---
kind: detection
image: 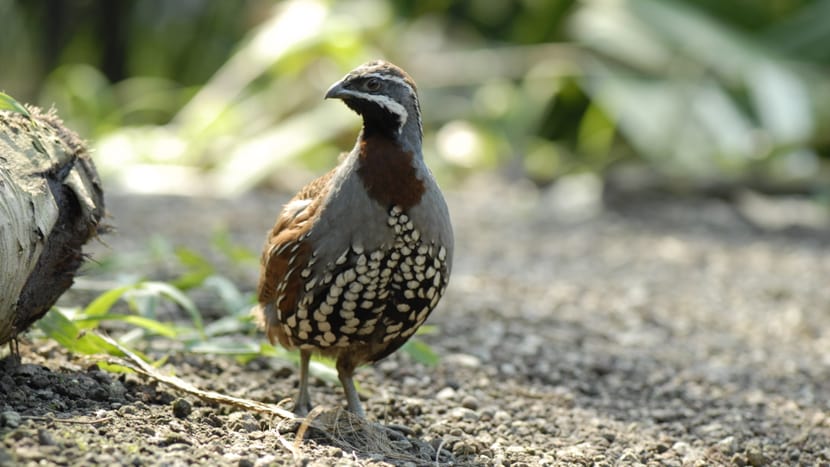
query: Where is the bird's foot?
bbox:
[293,400,313,417]
[379,423,414,441]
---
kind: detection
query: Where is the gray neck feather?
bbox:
[396,110,423,156]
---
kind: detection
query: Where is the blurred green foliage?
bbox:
[2,0,829,192]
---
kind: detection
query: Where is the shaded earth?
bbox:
[2,176,830,466]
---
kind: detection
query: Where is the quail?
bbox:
[254,60,453,418]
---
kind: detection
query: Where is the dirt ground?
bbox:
[2,176,830,466]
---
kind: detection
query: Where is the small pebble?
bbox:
[443,353,481,368]
[453,441,477,456]
[37,429,56,446]
[746,448,770,467]
[435,387,456,400]
[29,374,51,389]
[430,437,447,452]
[716,436,737,454]
[506,445,525,454]
[461,395,479,410]
[448,407,478,422]
[731,454,746,466]
[499,363,517,375]
[672,441,691,456]
[493,410,510,424]
[171,398,192,419]
[0,447,14,466]
[228,412,259,433]
[1,411,21,428]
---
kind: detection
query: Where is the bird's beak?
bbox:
[324,80,348,100]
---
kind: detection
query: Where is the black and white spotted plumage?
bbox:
[254,60,453,418]
[281,206,449,355]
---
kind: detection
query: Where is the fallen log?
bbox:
[0,102,106,347]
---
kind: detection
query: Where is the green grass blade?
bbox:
[74,314,179,338]
[211,230,258,264]
[0,92,31,117]
[172,248,215,290]
[83,285,133,318]
[140,281,204,333]
[203,314,254,337]
[402,339,440,366]
[415,324,438,335]
[202,275,251,315]
[36,309,124,356]
[96,361,136,374]
[257,342,291,358]
[309,359,339,385]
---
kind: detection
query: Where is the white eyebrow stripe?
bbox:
[362,73,416,94]
[340,89,409,132]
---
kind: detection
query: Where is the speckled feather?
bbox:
[255,147,451,363]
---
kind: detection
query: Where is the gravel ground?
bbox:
[2,176,830,466]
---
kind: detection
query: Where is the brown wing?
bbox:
[254,170,335,347]
[293,169,335,202]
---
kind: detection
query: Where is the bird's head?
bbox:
[325,60,422,147]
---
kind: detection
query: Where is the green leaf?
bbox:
[96,361,136,374]
[202,275,251,315]
[148,235,175,260]
[36,309,124,356]
[309,359,340,385]
[171,270,213,291]
[74,314,179,338]
[212,229,258,264]
[175,247,212,269]
[203,314,254,337]
[83,285,133,318]
[139,281,204,333]
[128,292,160,320]
[0,92,48,153]
[257,342,292,358]
[172,248,214,290]
[0,92,31,117]
[415,324,439,335]
[402,339,440,367]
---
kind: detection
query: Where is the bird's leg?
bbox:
[336,356,365,418]
[294,349,313,416]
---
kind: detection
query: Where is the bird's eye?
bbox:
[365,78,381,91]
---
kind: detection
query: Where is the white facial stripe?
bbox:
[363,73,415,95]
[362,72,422,137]
[341,89,409,131]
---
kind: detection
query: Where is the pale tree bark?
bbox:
[0,107,105,347]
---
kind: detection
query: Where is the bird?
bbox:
[254,60,453,418]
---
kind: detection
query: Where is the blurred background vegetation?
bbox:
[2,0,829,200]
[3,0,830,377]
